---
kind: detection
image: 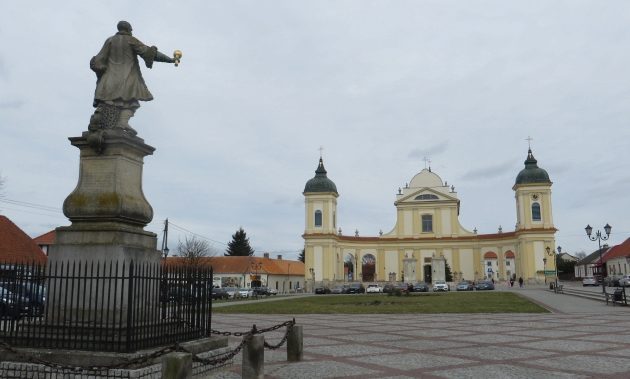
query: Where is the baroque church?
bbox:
[303,148,557,287]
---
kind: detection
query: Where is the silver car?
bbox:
[582,276,597,286]
[619,275,630,287]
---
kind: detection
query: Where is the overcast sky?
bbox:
[2,1,630,260]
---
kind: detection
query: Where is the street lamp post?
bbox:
[545,246,558,289]
[585,223,612,293]
[251,261,262,288]
[309,267,315,293]
[543,257,547,284]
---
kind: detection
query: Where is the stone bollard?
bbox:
[161,352,192,379]
[242,334,265,379]
[287,324,303,362]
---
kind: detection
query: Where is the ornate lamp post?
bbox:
[585,223,611,292]
[543,256,547,284]
[309,267,315,293]
[545,246,560,289]
[251,261,263,287]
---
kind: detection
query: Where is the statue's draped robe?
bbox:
[90,31,158,109]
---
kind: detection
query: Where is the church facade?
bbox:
[303,149,557,288]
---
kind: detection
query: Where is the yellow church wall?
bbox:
[313,245,323,281]
[403,211,412,236]
[441,208,452,236]
[458,249,475,280]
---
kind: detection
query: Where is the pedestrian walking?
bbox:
[518,277,524,288]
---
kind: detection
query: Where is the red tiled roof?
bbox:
[33,230,56,245]
[0,216,47,264]
[164,255,304,276]
[603,238,630,262]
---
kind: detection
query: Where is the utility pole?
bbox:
[161,218,169,258]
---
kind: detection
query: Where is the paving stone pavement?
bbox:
[207,286,630,378]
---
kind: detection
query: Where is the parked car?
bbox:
[0,285,30,319]
[315,286,331,294]
[0,281,46,316]
[268,288,278,295]
[238,288,253,298]
[366,284,382,293]
[604,275,622,287]
[252,287,271,296]
[619,275,630,287]
[432,280,449,292]
[456,281,474,291]
[475,281,495,290]
[347,283,366,294]
[394,283,409,293]
[582,276,598,286]
[223,286,240,299]
[411,282,429,292]
[211,287,229,300]
[330,285,347,294]
[382,284,395,293]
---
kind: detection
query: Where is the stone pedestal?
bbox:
[431,256,446,284]
[48,129,161,324]
[403,258,417,283]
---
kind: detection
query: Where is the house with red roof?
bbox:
[165,253,305,294]
[0,216,47,264]
[603,238,630,276]
[33,230,56,256]
[575,246,610,279]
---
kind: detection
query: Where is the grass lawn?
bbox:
[213,292,548,314]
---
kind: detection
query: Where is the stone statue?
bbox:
[89,21,179,136]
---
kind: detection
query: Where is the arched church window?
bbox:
[314,210,322,227]
[421,214,433,232]
[415,194,439,200]
[531,202,541,221]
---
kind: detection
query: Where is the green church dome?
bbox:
[304,158,338,194]
[515,149,551,185]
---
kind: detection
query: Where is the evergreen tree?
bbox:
[298,249,305,263]
[225,227,255,256]
[445,260,453,282]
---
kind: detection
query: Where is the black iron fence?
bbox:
[0,260,212,353]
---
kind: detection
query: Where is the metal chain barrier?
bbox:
[0,318,296,373]
[0,338,175,373]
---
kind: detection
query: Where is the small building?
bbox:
[0,216,47,264]
[574,247,609,279]
[165,254,305,294]
[602,238,630,277]
[33,230,56,256]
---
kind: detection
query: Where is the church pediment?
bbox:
[395,187,458,205]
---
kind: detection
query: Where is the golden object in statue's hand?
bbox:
[173,50,183,67]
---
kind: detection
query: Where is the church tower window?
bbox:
[421,214,433,232]
[314,210,323,227]
[531,202,541,221]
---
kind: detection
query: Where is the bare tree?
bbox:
[574,251,587,260]
[177,236,213,266]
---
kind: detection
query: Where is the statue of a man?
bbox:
[90,21,175,135]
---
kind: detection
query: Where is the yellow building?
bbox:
[303,149,557,288]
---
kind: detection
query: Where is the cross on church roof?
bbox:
[526,136,533,149]
[319,146,324,158]
[423,157,431,169]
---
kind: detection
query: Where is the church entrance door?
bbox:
[423,264,432,283]
[362,254,376,282]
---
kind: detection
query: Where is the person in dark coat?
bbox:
[518,277,524,288]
